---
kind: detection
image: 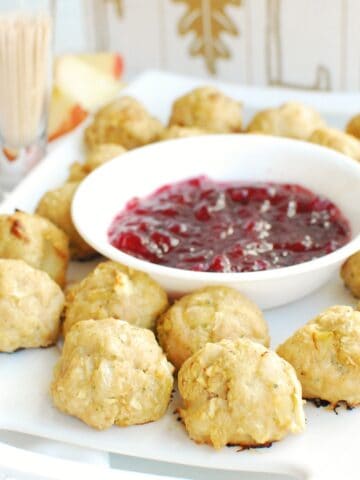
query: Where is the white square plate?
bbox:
[0,70,359,480]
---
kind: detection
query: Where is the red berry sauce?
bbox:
[108,176,351,273]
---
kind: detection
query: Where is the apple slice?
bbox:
[76,52,124,79]
[48,87,88,141]
[2,147,17,161]
[54,56,121,111]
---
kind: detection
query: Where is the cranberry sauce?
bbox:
[108,176,351,273]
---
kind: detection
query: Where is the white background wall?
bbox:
[5,0,357,92]
[50,0,360,92]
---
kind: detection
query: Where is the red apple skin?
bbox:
[49,105,88,142]
[74,53,124,79]
[113,54,124,79]
[2,147,17,161]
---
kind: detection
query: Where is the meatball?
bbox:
[160,126,206,141]
[51,318,174,429]
[0,211,69,287]
[341,251,360,298]
[63,261,168,335]
[277,306,360,407]
[68,143,127,182]
[308,127,360,161]
[169,87,242,133]
[178,338,305,449]
[84,96,164,150]
[346,114,360,140]
[0,259,64,352]
[36,182,96,261]
[157,286,269,370]
[247,102,325,140]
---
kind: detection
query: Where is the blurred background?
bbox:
[56,0,360,91]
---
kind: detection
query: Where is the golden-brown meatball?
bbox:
[36,182,96,261]
[68,143,127,182]
[308,127,360,161]
[341,251,360,298]
[160,126,206,141]
[157,286,269,370]
[169,86,242,133]
[346,114,360,140]
[0,259,64,352]
[84,96,164,150]
[51,318,174,429]
[247,102,325,140]
[178,338,305,449]
[63,261,168,335]
[0,211,69,287]
[277,306,360,407]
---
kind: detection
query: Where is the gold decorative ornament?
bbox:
[174,0,242,74]
[105,0,123,16]
[266,0,331,90]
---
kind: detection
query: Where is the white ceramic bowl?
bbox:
[72,134,360,309]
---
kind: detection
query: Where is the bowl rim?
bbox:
[73,134,360,282]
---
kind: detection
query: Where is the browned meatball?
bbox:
[346,114,360,140]
[84,97,164,150]
[157,286,269,369]
[51,318,174,429]
[68,143,127,182]
[247,102,325,140]
[63,261,169,335]
[0,259,64,352]
[0,211,69,287]
[341,251,360,298]
[178,338,305,449]
[309,127,360,161]
[277,306,360,407]
[169,87,242,133]
[36,182,96,260]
